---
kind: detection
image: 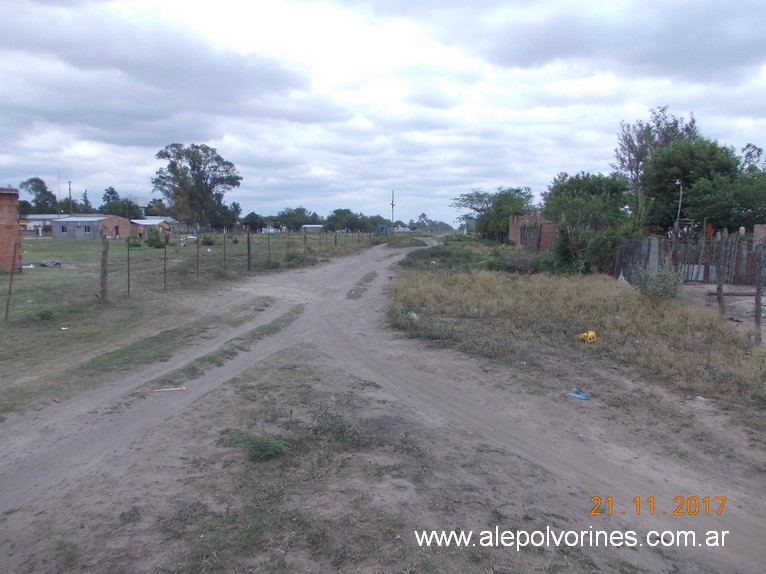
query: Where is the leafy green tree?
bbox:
[146,198,169,216]
[210,201,242,230]
[325,208,362,231]
[81,191,94,214]
[20,177,57,213]
[18,200,32,217]
[102,198,142,219]
[242,211,266,231]
[101,186,120,211]
[274,206,322,230]
[451,186,532,239]
[57,197,81,215]
[613,106,700,227]
[640,139,740,230]
[152,143,242,228]
[542,172,630,273]
[542,172,627,228]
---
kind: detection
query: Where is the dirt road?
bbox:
[1,243,764,573]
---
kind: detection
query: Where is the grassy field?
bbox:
[387,236,766,408]
[0,232,425,414]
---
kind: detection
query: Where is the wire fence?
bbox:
[3,230,379,322]
[615,234,766,286]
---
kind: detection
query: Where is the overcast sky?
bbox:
[1,0,764,225]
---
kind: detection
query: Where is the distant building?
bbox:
[25,213,66,236]
[52,215,131,239]
[131,216,178,237]
[301,224,324,233]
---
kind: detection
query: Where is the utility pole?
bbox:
[391,190,395,234]
[68,180,72,215]
[672,179,683,268]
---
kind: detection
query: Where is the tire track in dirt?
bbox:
[2,242,764,573]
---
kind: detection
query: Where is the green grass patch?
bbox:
[221,429,290,461]
[0,298,276,414]
[140,304,305,393]
[346,271,378,299]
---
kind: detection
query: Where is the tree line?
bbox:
[452,106,766,272]
[17,142,452,233]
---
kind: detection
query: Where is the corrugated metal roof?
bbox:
[56,216,109,222]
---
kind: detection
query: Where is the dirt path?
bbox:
[1,243,764,573]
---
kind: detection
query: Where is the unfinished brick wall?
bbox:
[508,215,557,250]
[0,188,22,272]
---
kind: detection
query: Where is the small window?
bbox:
[84,225,90,233]
[61,225,67,233]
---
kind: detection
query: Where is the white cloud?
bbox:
[1,0,765,225]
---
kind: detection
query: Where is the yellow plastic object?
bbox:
[578,330,597,343]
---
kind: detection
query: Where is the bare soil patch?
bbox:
[1,245,764,573]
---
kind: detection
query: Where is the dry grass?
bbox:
[388,243,766,405]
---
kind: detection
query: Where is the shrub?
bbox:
[145,227,165,249]
[201,234,215,246]
[632,262,683,299]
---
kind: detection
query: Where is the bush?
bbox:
[145,227,165,249]
[127,235,142,248]
[201,234,215,246]
[632,262,683,299]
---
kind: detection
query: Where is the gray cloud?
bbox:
[1,0,764,225]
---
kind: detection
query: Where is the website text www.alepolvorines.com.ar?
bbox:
[414,525,729,551]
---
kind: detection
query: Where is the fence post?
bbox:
[755,244,763,344]
[716,236,725,315]
[247,229,252,272]
[4,241,18,322]
[100,228,109,304]
[703,222,712,282]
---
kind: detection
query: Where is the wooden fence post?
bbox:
[100,228,109,304]
[755,244,763,344]
[716,237,725,315]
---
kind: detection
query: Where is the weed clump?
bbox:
[632,263,683,299]
[222,428,290,461]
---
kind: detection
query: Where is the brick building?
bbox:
[0,187,22,272]
[51,215,131,239]
[508,215,557,250]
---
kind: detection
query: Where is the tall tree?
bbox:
[20,177,57,213]
[542,172,628,228]
[542,172,631,273]
[640,138,740,230]
[612,106,699,227]
[18,200,33,217]
[102,198,142,219]
[242,211,266,232]
[451,186,532,239]
[275,206,321,230]
[152,143,242,228]
[81,190,94,214]
[146,198,169,216]
[100,186,120,211]
[57,197,81,215]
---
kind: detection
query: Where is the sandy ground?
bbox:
[1,243,765,573]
